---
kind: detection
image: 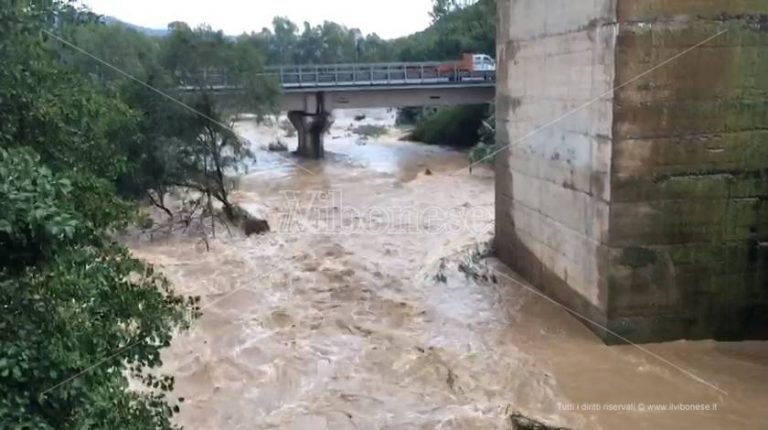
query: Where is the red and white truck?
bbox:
[436,53,496,80]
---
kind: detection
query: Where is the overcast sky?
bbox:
[79,0,434,39]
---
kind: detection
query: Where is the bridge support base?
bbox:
[288,111,330,159]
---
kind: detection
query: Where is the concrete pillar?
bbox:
[495,0,768,343]
[287,92,331,159]
[288,111,331,159]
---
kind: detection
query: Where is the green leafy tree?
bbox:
[409,104,490,147]
[257,16,395,65]
[395,0,495,61]
[160,24,278,221]
[430,0,478,22]
[0,2,197,428]
[267,17,300,64]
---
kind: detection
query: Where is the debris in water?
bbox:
[243,218,269,236]
[510,413,569,430]
[233,204,270,236]
[267,140,288,152]
[446,368,456,391]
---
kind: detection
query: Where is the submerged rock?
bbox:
[243,217,270,236]
[233,204,270,236]
[267,140,288,152]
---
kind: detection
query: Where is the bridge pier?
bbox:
[496,0,768,343]
[288,110,330,159]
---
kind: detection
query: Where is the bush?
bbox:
[0,148,198,429]
[0,3,197,428]
[409,104,490,147]
[396,107,427,126]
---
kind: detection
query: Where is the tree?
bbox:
[429,0,478,22]
[0,2,197,428]
[395,0,495,61]
[160,24,278,221]
[267,16,299,64]
[257,16,395,65]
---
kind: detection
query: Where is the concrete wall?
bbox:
[495,0,619,331]
[496,0,768,342]
[608,1,768,341]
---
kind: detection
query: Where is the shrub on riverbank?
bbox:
[408,104,490,147]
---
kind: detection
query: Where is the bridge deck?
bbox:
[196,62,496,91]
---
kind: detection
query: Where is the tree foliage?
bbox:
[0,2,198,428]
[429,0,479,23]
[159,24,278,220]
[256,17,396,65]
[409,104,491,147]
[53,17,280,222]
[395,0,495,61]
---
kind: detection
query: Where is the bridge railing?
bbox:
[268,62,495,89]
[185,62,495,90]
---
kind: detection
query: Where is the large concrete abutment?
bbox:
[495,0,768,343]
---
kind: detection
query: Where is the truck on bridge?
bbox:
[436,53,496,81]
[188,55,496,91]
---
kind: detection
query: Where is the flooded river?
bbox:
[130,109,768,429]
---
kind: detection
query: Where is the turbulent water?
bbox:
[129,109,768,430]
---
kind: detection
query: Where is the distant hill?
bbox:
[101,16,168,37]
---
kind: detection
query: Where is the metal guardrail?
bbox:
[187,62,495,90]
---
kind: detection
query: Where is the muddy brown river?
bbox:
[130,109,768,429]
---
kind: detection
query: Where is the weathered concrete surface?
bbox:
[609,1,768,341]
[495,0,768,342]
[495,0,618,336]
[288,110,331,159]
[281,85,495,111]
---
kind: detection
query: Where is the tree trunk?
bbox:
[147,190,174,219]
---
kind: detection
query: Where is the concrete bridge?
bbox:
[200,62,495,158]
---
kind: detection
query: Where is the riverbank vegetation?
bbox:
[393,0,496,62]
[0,2,203,428]
[60,19,279,221]
[409,105,491,148]
[0,1,280,427]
